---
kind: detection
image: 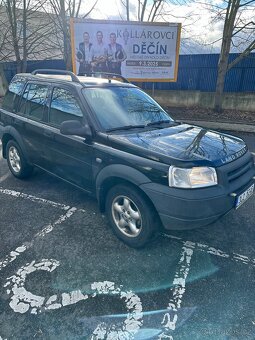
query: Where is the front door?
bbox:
[42,86,93,192]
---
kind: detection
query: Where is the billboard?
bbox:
[70,19,181,82]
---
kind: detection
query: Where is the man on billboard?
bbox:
[107,32,127,75]
[76,32,93,75]
[91,31,108,72]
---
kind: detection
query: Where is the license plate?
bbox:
[235,183,254,209]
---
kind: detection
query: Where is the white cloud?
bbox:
[84,0,255,54]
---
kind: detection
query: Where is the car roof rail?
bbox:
[90,72,130,84]
[31,69,82,84]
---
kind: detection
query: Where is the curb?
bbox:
[179,120,255,133]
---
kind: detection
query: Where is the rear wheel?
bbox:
[106,184,157,248]
[6,140,33,179]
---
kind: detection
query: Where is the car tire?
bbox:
[6,140,33,179]
[106,184,157,248]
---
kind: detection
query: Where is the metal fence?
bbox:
[142,53,255,92]
[2,59,66,84]
[2,53,255,92]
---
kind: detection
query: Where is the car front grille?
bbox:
[227,158,254,183]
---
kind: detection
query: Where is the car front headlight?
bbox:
[169,166,218,188]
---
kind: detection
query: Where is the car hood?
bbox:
[108,124,247,166]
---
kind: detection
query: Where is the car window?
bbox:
[49,87,83,126]
[83,86,172,130]
[2,76,26,112]
[19,83,48,121]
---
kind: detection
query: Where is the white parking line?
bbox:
[0,173,9,183]
[0,188,254,340]
[0,187,70,210]
[162,234,255,267]
[0,207,77,271]
[1,187,254,269]
[159,241,195,339]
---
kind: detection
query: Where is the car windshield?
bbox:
[82,86,173,130]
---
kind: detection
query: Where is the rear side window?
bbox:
[2,76,26,112]
[19,83,48,121]
[49,88,83,126]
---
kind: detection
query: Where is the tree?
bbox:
[121,0,165,21]
[0,0,61,72]
[214,0,255,112]
[42,0,98,70]
[121,0,255,112]
[0,4,13,61]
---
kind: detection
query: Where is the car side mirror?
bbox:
[60,120,92,140]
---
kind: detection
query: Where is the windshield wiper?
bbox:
[106,120,175,132]
[145,120,173,127]
[106,124,145,132]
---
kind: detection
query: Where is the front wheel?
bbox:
[106,184,158,248]
[6,140,33,179]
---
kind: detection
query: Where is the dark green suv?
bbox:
[0,70,254,247]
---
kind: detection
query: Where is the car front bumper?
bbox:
[140,155,255,230]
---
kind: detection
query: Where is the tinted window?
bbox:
[83,87,172,130]
[2,76,26,112]
[19,83,48,121]
[49,88,83,126]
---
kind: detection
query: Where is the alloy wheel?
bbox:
[111,195,142,237]
[9,146,21,173]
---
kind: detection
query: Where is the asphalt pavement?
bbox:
[0,131,254,340]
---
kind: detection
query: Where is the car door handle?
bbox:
[14,119,24,127]
[43,130,54,137]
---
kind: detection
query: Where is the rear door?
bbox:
[15,81,50,166]
[42,85,94,192]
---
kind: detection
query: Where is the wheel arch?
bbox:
[2,133,14,158]
[2,128,30,162]
[96,164,157,216]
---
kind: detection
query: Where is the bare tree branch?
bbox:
[82,0,99,18]
[228,39,255,69]
[213,0,255,111]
